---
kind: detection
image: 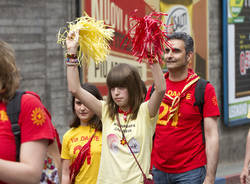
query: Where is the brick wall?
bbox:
[0,0,76,137]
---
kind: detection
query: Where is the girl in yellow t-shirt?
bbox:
[65,30,166,184]
[61,83,102,184]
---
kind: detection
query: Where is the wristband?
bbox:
[66,53,77,59]
[66,58,79,66]
[147,52,158,65]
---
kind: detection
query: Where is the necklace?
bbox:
[118,108,131,145]
[118,108,131,122]
[120,121,129,145]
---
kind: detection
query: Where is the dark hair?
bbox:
[167,32,194,55]
[0,40,20,102]
[70,83,103,131]
[106,63,143,121]
[141,80,147,100]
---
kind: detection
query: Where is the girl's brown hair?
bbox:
[106,63,143,121]
[0,40,20,102]
[70,83,103,131]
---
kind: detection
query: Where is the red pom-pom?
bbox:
[122,10,172,64]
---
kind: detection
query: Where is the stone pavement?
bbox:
[215,160,243,184]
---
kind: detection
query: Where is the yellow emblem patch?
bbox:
[186,93,191,100]
[212,96,218,106]
[31,107,46,126]
[0,110,9,121]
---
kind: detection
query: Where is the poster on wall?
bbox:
[222,0,250,126]
[83,0,148,55]
[160,0,208,79]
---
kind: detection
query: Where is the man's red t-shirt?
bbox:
[0,92,55,183]
[146,72,220,173]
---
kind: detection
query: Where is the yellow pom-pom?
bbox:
[57,13,114,65]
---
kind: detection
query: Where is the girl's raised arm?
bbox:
[147,62,166,118]
[66,30,102,118]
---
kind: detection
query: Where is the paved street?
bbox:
[215,160,243,184]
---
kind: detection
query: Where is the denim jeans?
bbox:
[152,166,206,184]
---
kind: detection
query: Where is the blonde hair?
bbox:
[0,40,20,102]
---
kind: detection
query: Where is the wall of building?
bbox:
[208,0,249,165]
[0,0,75,137]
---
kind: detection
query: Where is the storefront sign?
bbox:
[222,0,250,126]
[87,54,147,96]
[164,5,191,34]
[81,0,150,95]
[88,54,146,83]
[160,0,208,79]
[83,0,148,55]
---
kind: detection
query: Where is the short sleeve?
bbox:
[101,100,108,124]
[140,101,158,129]
[203,83,220,118]
[61,129,72,160]
[145,86,153,101]
[19,93,55,144]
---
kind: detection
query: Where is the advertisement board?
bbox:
[160,0,208,79]
[83,0,149,55]
[222,0,250,126]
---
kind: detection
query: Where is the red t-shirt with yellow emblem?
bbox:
[146,72,220,173]
[0,91,55,183]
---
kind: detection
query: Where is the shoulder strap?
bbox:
[116,115,147,180]
[69,130,96,183]
[6,91,26,161]
[193,78,209,143]
[149,83,155,97]
[194,78,209,114]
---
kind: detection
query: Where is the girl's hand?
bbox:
[66,30,79,54]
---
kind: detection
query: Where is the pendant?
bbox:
[123,114,127,121]
[120,137,127,145]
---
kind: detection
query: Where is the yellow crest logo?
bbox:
[0,110,9,121]
[186,93,191,100]
[31,107,46,126]
[212,96,218,106]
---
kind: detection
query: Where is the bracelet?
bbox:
[147,52,158,65]
[66,58,79,66]
[66,53,77,59]
[146,52,155,58]
[149,58,158,65]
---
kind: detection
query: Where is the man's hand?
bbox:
[203,176,215,184]
[240,166,250,184]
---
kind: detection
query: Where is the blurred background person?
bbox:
[240,129,250,184]
[0,40,55,184]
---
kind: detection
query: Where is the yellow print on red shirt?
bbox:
[157,103,179,127]
[166,90,181,97]
[212,96,218,106]
[186,93,191,100]
[0,110,8,121]
[31,107,46,126]
[157,92,192,127]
